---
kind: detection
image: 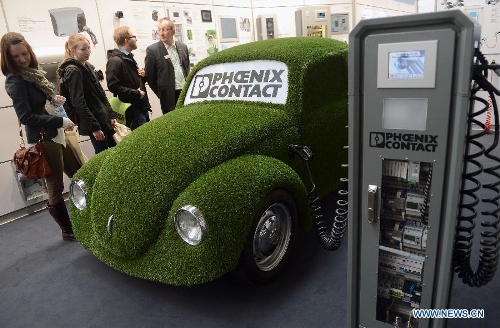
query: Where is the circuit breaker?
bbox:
[347,10,479,328]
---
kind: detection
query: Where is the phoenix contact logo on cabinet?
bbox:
[369,132,438,152]
[184,60,288,105]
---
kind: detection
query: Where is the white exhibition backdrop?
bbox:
[438,0,500,126]
[2,0,498,219]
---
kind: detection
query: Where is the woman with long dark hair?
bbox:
[1,32,81,241]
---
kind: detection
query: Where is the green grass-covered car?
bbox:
[69,37,348,286]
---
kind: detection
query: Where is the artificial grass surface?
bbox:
[70,37,348,285]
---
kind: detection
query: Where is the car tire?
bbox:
[237,188,298,284]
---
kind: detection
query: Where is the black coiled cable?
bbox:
[288,145,348,251]
[454,50,500,287]
[419,164,432,226]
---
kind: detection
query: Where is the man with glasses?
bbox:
[106,26,151,130]
[145,17,190,114]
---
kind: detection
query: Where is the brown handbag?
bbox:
[13,122,52,180]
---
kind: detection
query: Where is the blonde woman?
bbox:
[57,33,116,154]
[1,32,80,241]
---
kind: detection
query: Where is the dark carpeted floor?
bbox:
[1,134,500,328]
[0,201,349,328]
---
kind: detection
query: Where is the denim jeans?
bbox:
[89,129,116,154]
[131,109,150,130]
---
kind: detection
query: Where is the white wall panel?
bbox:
[0,77,8,108]
[165,4,218,66]
[371,0,387,8]
[2,0,108,73]
[252,0,305,8]
[357,0,373,6]
[95,0,168,69]
[0,107,21,163]
[0,3,9,108]
[253,7,298,38]
[306,0,349,5]
[329,4,352,41]
[418,0,435,12]
[212,6,254,49]
[0,136,94,215]
[170,0,212,5]
[0,0,424,219]
[438,2,500,56]
[0,122,94,218]
[95,0,133,62]
[213,0,252,7]
[0,4,8,40]
[0,161,48,217]
[386,0,398,10]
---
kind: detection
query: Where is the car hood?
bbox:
[89,102,295,259]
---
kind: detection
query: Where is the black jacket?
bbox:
[6,73,64,144]
[106,49,151,112]
[144,41,190,114]
[57,59,115,137]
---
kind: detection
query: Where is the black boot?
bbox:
[47,201,76,241]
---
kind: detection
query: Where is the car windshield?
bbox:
[184,60,289,106]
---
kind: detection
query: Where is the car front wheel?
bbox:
[238,188,298,284]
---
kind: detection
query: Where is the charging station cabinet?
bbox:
[256,14,278,40]
[295,6,330,38]
[49,7,85,37]
[49,7,98,45]
[347,10,479,328]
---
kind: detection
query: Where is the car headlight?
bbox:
[69,180,87,210]
[174,205,206,245]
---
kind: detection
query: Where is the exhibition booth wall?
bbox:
[0,0,418,220]
[1,0,498,221]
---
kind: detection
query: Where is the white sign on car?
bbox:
[184,60,289,105]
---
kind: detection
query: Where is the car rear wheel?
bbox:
[237,189,298,284]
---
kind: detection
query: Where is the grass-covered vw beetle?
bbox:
[69,37,348,286]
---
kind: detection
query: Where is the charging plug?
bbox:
[288,145,313,161]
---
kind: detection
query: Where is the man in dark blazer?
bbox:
[145,17,190,114]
